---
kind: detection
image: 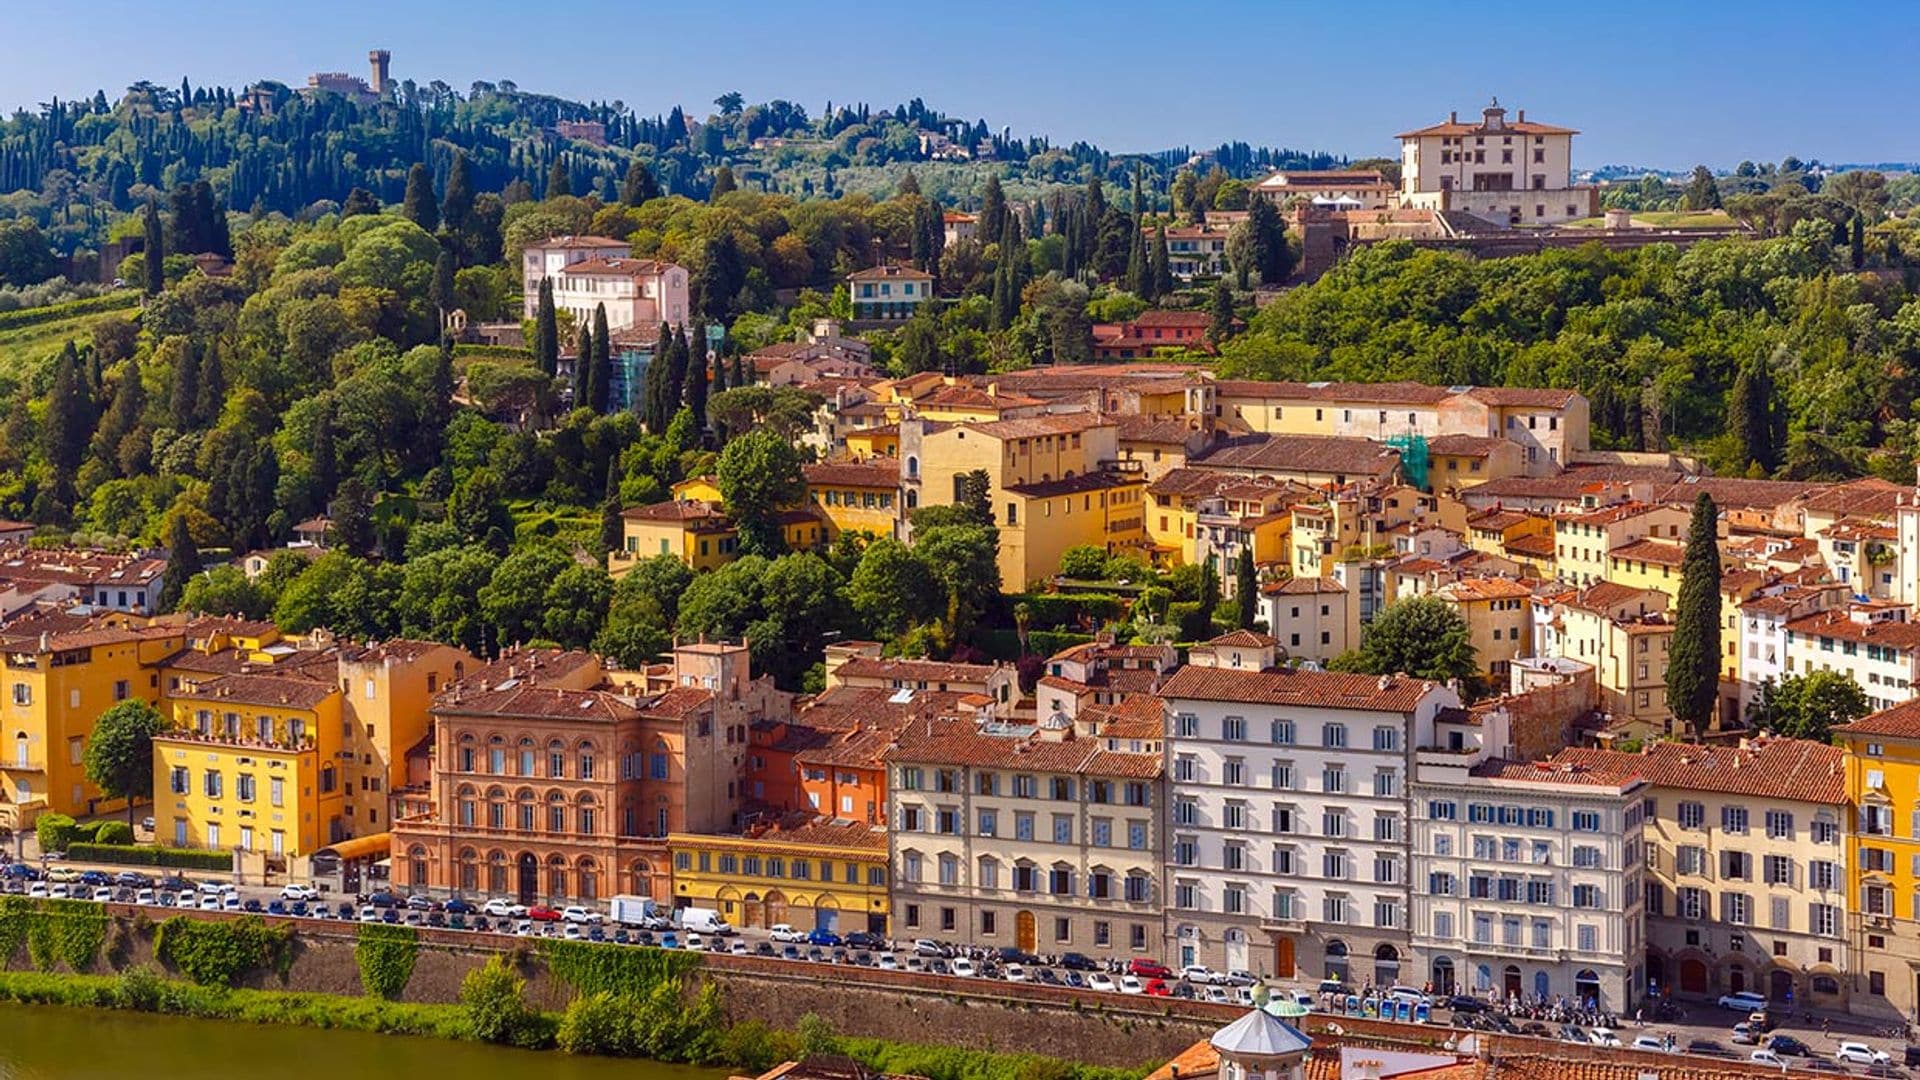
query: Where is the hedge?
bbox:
[0,291,139,332]
[153,916,292,987]
[356,924,419,1000]
[1016,593,1128,629]
[66,842,233,870]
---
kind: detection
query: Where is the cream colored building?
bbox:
[885,714,1162,958]
[1560,739,1850,1011]
[1552,503,1690,588]
[1434,577,1534,680]
[1396,101,1598,226]
[1261,577,1353,665]
[1783,604,1920,714]
[1541,583,1674,738]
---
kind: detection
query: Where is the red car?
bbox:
[1143,979,1172,997]
[1129,958,1174,980]
[527,905,562,922]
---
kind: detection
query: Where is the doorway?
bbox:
[1225,929,1249,974]
[1575,969,1601,1008]
[1016,910,1037,953]
[1375,944,1401,987]
[1431,957,1455,995]
[1679,958,1709,994]
[1503,964,1523,999]
[516,854,538,904]
[1769,970,1794,1003]
[1275,937,1296,980]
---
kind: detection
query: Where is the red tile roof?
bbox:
[1842,699,1920,740]
[834,656,1002,686]
[804,460,901,488]
[1159,665,1441,714]
[534,234,628,249]
[848,264,932,281]
[554,256,673,278]
[1554,738,1844,804]
[1193,434,1401,477]
[1785,609,1920,651]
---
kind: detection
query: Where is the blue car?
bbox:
[1,864,39,881]
[443,898,476,915]
[806,928,842,947]
[79,870,111,887]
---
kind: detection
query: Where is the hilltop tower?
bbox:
[368,50,392,96]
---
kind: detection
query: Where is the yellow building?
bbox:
[0,615,186,830]
[336,641,474,836]
[1426,434,1526,490]
[1552,502,1690,587]
[671,476,724,504]
[1546,582,1674,738]
[609,498,828,575]
[1839,702,1920,1019]
[1434,576,1534,678]
[154,671,346,856]
[803,459,902,540]
[1604,537,1687,603]
[669,816,890,934]
[1465,508,1552,559]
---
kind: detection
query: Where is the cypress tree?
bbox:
[546,156,571,200]
[1125,171,1148,296]
[1728,357,1777,474]
[574,322,594,407]
[1666,493,1723,741]
[685,323,709,427]
[534,278,559,377]
[431,246,456,325]
[1247,196,1293,285]
[710,165,737,200]
[665,326,689,410]
[621,161,660,205]
[731,352,746,389]
[980,173,1007,248]
[1208,280,1236,346]
[92,360,145,476]
[422,334,455,468]
[403,162,438,231]
[441,152,475,237]
[159,513,201,613]
[194,340,225,427]
[43,341,95,483]
[141,197,164,295]
[1851,214,1866,270]
[1235,547,1258,630]
[712,344,730,393]
[589,305,612,413]
[169,339,200,430]
[599,460,624,554]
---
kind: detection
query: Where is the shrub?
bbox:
[355,924,419,1000]
[65,843,232,870]
[1026,630,1094,657]
[153,915,291,987]
[460,955,547,1048]
[1017,593,1126,629]
[556,991,636,1056]
[35,813,77,853]
[92,821,134,845]
[1056,545,1108,579]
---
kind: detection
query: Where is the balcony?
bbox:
[158,730,317,754]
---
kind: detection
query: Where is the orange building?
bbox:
[745,685,987,825]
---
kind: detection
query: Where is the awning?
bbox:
[315,832,392,862]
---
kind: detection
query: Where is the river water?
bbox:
[0,1003,731,1080]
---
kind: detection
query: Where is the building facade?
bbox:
[1397,102,1598,226]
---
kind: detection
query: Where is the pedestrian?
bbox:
[1821,1018,1831,1038]
[1636,1007,1644,1027]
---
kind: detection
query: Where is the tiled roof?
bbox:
[1256,169,1390,189]
[745,814,889,852]
[1211,379,1453,405]
[174,672,338,710]
[554,256,673,278]
[1797,477,1907,516]
[804,459,900,488]
[621,499,731,526]
[1554,738,1844,804]
[1556,581,1662,614]
[1160,665,1440,714]
[1425,434,1509,457]
[1006,471,1140,499]
[1436,576,1535,602]
[1130,309,1212,328]
[1468,757,1642,789]
[1843,699,1920,740]
[1647,477,1822,510]
[1461,386,1579,408]
[1263,576,1348,596]
[535,234,628,249]
[1192,434,1400,477]
[1608,538,1685,566]
[1206,630,1278,648]
[848,264,932,281]
[963,413,1111,440]
[1503,533,1555,557]
[1785,609,1920,650]
[885,715,1157,777]
[1396,115,1579,138]
[834,656,1001,686]
[1555,501,1668,527]
[914,384,1046,410]
[1116,415,1203,444]
[1467,510,1537,531]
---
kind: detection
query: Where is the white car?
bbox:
[1387,985,1430,1005]
[1730,1023,1760,1045]
[280,884,320,901]
[26,883,48,899]
[48,884,71,899]
[728,940,749,955]
[1835,1042,1891,1066]
[560,906,603,925]
[770,924,808,943]
[482,898,526,918]
[198,894,222,910]
[1004,964,1028,983]
[1181,964,1222,985]
[1118,975,1144,995]
[90,887,114,903]
[1588,1028,1621,1048]
[1630,1035,1673,1054]
[134,888,156,905]
[1087,972,1116,992]
[358,906,380,922]
[1750,1050,1782,1067]
[1223,970,1258,987]
[221,894,242,910]
[877,953,899,970]
[950,958,978,978]
[176,889,197,907]
[1204,985,1230,1004]
[684,933,704,951]
[562,923,583,940]
[1717,991,1768,1012]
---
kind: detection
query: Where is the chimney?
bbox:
[1517,108,1526,123]
[1448,110,1458,124]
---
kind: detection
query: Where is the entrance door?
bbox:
[1275,937,1296,980]
[1016,910,1037,954]
[1503,965,1522,999]
[1432,957,1456,995]
[1679,958,1709,994]
[815,904,840,933]
[740,897,763,929]
[516,854,538,904]
[765,891,788,927]
[1770,970,1794,1003]
[1225,930,1249,974]
[1728,966,1746,995]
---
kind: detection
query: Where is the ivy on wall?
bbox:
[153,915,292,987]
[355,924,419,1000]
[0,897,108,972]
[537,938,700,999]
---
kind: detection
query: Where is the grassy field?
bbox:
[0,298,140,378]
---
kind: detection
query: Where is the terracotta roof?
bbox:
[1437,576,1535,602]
[1212,379,1453,405]
[1130,310,1212,328]
[1116,415,1203,444]
[1647,477,1822,510]
[1461,386,1579,408]
[804,460,900,488]
[1797,477,1906,516]
[834,656,1002,686]
[885,715,1157,777]
[554,256,673,278]
[1396,114,1579,139]
[1206,629,1278,648]
[1468,757,1643,789]
[1256,169,1390,189]
[1786,609,1920,651]
[1005,471,1140,499]
[1467,510,1538,531]
[1160,665,1440,713]
[534,234,628,249]
[1425,434,1509,457]
[1558,581,1663,614]
[848,264,932,281]
[1192,434,1401,477]
[0,545,167,587]
[1554,738,1844,804]
[963,413,1111,440]
[1555,501,1671,527]
[1263,576,1348,596]
[914,384,1046,410]
[622,499,731,526]
[1842,699,1920,740]
[1608,538,1685,566]
[439,685,645,723]
[174,672,338,710]
[1503,534,1555,557]
[742,815,889,852]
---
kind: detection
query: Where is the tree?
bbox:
[1245,195,1292,285]
[1756,670,1869,741]
[402,162,438,231]
[1208,280,1236,346]
[1150,225,1173,301]
[621,161,660,205]
[1683,166,1723,211]
[1058,545,1108,580]
[716,429,805,555]
[462,956,539,1047]
[1728,355,1779,473]
[534,278,558,377]
[588,304,612,412]
[1125,170,1148,295]
[441,151,475,238]
[1235,547,1258,630]
[683,325,709,427]
[980,174,1007,250]
[915,523,1001,639]
[42,341,96,509]
[711,165,737,200]
[431,246,456,321]
[546,156,572,200]
[329,476,375,556]
[1666,493,1723,741]
[141,197,165,295]
[83,700,167,825]
[599,460,624,554]
[0,220,56,287]
[159,512,202,612]
[1348,595,1477,685]
[1850,213,1866,270]
[847,539,941,639]
[194,339,226,428]
[895,307,943,374]
[573,321,594,407]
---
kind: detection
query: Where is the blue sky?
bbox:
[6,0,1915,170]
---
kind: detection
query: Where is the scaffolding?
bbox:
[1385,432,1430,491]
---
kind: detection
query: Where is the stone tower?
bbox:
[368,50,392,96]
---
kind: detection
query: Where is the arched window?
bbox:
[486,850,507,893]
[456,784,477,827]
[457,848,478,892]
[906,455,919,478]
[458,733,476,772]
[517,738,536,776]
[1325,939,1349,984]
[578,857,598,901]
[488,735,506,774]
[516,789,536,831]
[547,791,567,832]
[1374,943,1400,985]
[547,739,566,779]
[485,786,507,829]
[630,859,653,895]
[1812,974,1841,994]
[408,845,428,887]
[546,854,568,897]
[577,742,597,781]
[577,794,597,836]
[1475,964,1492,992]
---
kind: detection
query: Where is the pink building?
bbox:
[522,236,631,318]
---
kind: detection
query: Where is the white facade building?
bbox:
[1397,102,1598,226]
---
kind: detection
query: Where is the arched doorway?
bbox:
[1727,964,1747,995]
[1645,953,1666,997]
[1679,958,1709,994]
[1275,937,1296,979]
[628,859,655,901]
[1535,971,1550,1001]
[1431,956,1456,995]
[1374,944,1400,986]
[814,895,840,933]
[1575,969,1600,1008]
[1503,964,1522,1000]
[1016,910,1037,953]
[1770,970,1794,1004]
[1325,940,1349,984]
[1224,929,1249,974]
[515,853,538,904]
[740,893,763,929]
[765,890,789,927]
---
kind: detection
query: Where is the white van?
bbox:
[677,907,734,935]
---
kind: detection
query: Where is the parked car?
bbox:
[844,931,884,950]
[1087,973,1116,992]
[482,898,526,918]
[89,887,113,902]
[1387,985,1431,1005]
[1718,991,1769,1013]
[1750,1050,1783,1067]
[113,871,153,888]
[1767,1035,1815,1058]
[78,870,110,887]
[365,891,399,909]
[1204,985,1230,1004]
[806,928,842,948]
[1118,975,1144,995]
[913,939,947,957]
[405,894,435,911]
[951,958,978,978]
[1144,979,1172,997]
[526,905,562,923]
[1730,1023,1761,1045]
[46,866,81,883]
[1060,952,1097,971]
[1004,964,1028,983]
[1445,994,1488,1014]
[1687,1040,1735,1058]
[1837,1043,1893,1067]
[1181,964,1223,985]
[281,883,320,901]
[1631,1036,1673,1054]
[444,898,476,915]
[560,906,602,925]
[877,952,898,970]
[358,906,381,922]
[134,888,155,905]
[1128,959,1174,980]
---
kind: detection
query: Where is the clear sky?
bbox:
[5,0,1915,171]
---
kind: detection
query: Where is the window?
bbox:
[1428,799,1457,821]
[1270,719,1295,745]
[1765,809,1794,839]
[1677,801,1705,829]
[1371,727,1399,752]
[1322,766,1345,794]
[1222,716,1247,741]
[1322,723,1347,748]
[1722,806,1749,835]
[1571,810,1600,832]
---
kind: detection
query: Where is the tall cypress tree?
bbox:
[980,173,1006,248]
[573,322,594,407]
[421,334,455,469]
[1151,224,1173,301]
[599,459,624,555]
[159,512,201,613]
[1125,170,1148,296]
[1208,280,1237,346]
[621,161,660,205]
[441,151,475,237]
[402,162,438,231]
[1728,357,1777,474]
[712,343,730,393]
[43,341,96,507]
[589,305,612,413]
[534,279,559,377]
[193,339,225,427]
[141,197,164,295]
[546,156,571,200]
[685,322,709,428]
[431,246,456,323]
[311,396,338,503]
[665,325,689,412]
[169,339,200,430]
[1235,547,1258,630]
[1666,493,1723,741]
[731,353,746,389]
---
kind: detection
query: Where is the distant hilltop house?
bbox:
[847,265,933,321]
[303,49,391,105]
[1394,99,1599,226]
[552,119,607,146]
[521,235,689,333]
